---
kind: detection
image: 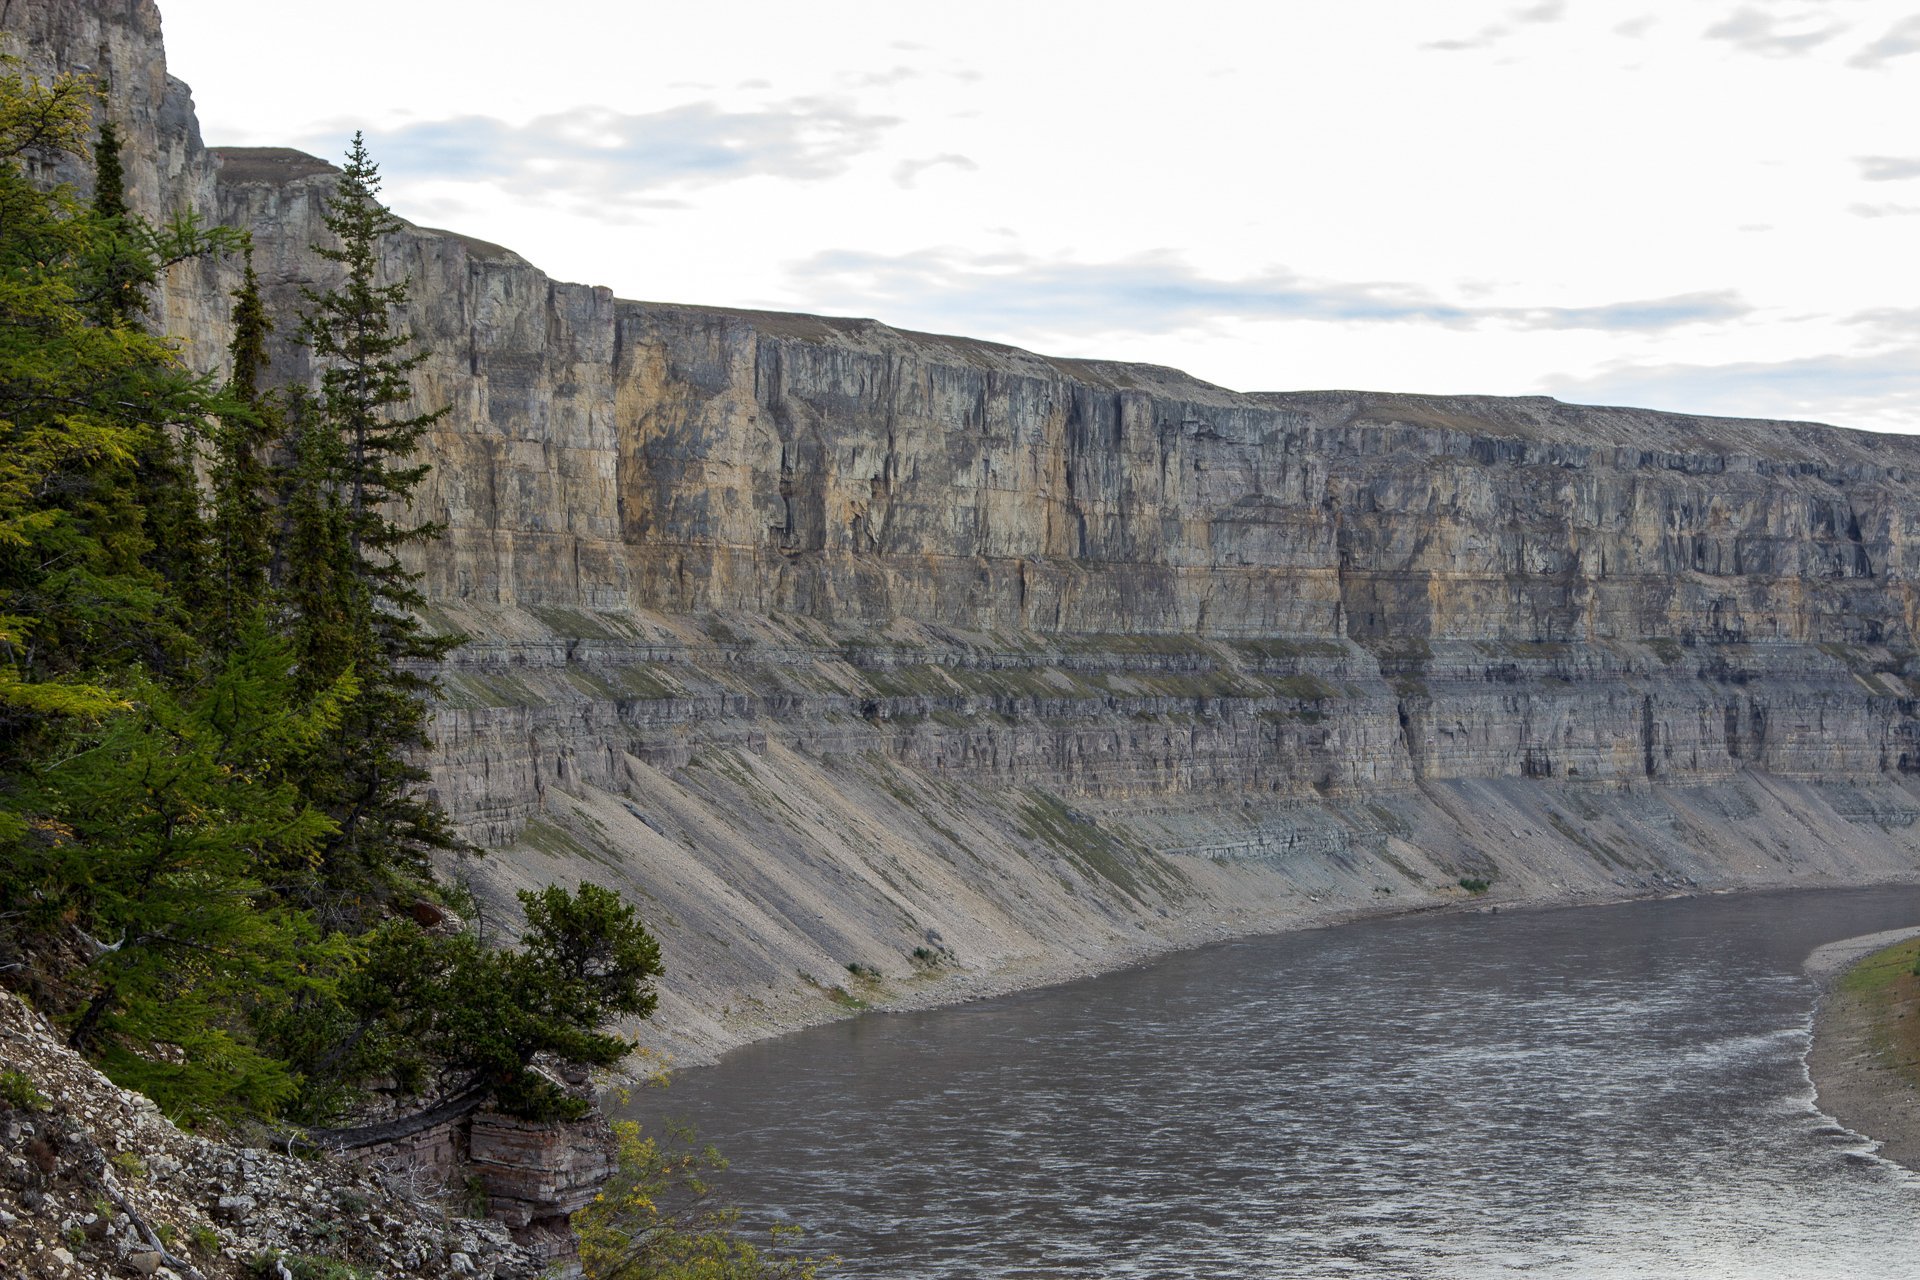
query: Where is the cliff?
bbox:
[11,0,1920,1065]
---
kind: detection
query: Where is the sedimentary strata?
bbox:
[11,1,1920,1067]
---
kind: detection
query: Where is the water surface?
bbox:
[627,888,1920,1278]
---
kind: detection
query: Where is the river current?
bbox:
[624,888,1920,1278]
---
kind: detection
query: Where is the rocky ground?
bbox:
[0,993,539,1280]
[1805,927,1920,1172]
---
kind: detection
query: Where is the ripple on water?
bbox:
[625,888,1920,1279]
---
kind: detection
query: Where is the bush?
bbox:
[0,1070,47,1111]
[574,1120,832,1279]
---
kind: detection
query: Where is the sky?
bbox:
[155,0,1920,432]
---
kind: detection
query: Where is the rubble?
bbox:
[0,992,541,1280]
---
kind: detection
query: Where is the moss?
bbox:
[516,818,614,866]
[1267,673,1337,701]
[1365,636,1433,663]
[1015,790,1186,903]
[701,615,744,645]
[1229,637,1348,660]
[1546,810,1632,870]
[1052,633,1219,657]
[861,664,959,698]
[525,604,640,640]
[435,671,546,709]
[1646,636,1684,665]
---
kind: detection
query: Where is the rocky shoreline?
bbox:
[1805,925,1920,1173]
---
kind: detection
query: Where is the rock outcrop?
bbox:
[0,992,539,1279]
[10,0,1920,1069]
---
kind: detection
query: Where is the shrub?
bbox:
[0,1070,47,1110]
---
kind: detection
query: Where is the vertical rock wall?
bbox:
[14,0,1920,1063]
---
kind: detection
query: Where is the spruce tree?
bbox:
[207,252,279,653]
[291,132,463,907]
[90,117,127,219]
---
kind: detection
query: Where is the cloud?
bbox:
[784,248,1749,336]
[1856,155,1920,181]
[1614,15,1657,38]
[1850,14,1920,67]
[1421,0,1567,51]
[892,153,977,188]
[1543,349,1920,425]
[842,66,920,89]
[1703,6,1847,57]
[338,97,900,201]
[1850,202,1920,218]
[1846,306,1920,335]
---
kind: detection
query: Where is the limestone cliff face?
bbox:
[18,0,1920,1061]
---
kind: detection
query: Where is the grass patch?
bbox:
[1267,673,1337,701]
[1015,790,1187,903]
[798,970,869,1010]
[0,1069,47,1110]
[1646,637,1684,665]
[516,817,615,866]
[1229,637,1348,661]
[1546,810,1633,871]
[525,604,639,640]
[1054,633,1219,657]
[435,671,545,709]
[1840,937,1920,1093]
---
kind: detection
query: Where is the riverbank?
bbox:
[581,768,1920,1069]
[1806,926,1920,1172]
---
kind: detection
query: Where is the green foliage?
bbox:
[90,119,127,219]
[285,132,463,909]
[1457,877,1491,894]
[26,645,356,1119]
[0,85,665,1136]
[0,1068,47,1110]
[574,1119,832,1280]
[110,1150,146,1180]
[250,1254,373,1280]
[206,254,279,653]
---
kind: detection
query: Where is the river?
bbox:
[622,887,1920,1278]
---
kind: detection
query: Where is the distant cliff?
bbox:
[15,0,1920,1061]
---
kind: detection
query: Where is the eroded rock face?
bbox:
[17,0,1920,1067]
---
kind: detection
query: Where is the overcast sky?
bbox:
[156,0,1920,432]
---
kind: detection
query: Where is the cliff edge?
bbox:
[10,0,1920,1065]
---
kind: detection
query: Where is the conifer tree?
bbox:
[290,132,462,905]
[0,64,338,1119]
[207,252,279,652]
[90,118,127,220]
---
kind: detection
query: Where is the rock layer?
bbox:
[12,0,1920,1064]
